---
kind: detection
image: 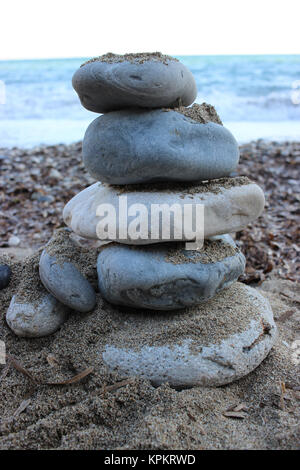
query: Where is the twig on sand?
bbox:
[6,354,38,384]
[5,353,134,400]
[280,381,286,410]
[102,378,134,394]
[45,366,94,386]
[5,353,93,387]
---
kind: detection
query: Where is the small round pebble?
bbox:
[8,236,20,247]
[6,293,68,338]
[0,264,12,290]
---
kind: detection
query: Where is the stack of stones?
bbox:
[6,53,277,388]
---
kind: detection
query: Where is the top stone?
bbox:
[72,52,197,113]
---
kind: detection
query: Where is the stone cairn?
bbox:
[6,52,277,388]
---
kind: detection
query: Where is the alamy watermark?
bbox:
[96,196,205,250]
[0,80,5,105]
[291,80,300,105]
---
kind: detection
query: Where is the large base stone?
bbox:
[97,235,245,310]
[102,283,277,388]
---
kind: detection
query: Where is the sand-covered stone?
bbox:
[97,235,245,310]
[72,52,197,113]
[39,229,96,313]
[102,283,277,387]
[63,178,265,244]
[0,251,298,449]
[6,293,69,338]
[5,251,69,337]
[82,106,239,184]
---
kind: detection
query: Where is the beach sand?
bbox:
[0,256,299,450]
[0,139,299,449]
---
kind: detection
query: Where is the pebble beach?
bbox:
[1,139,299,283]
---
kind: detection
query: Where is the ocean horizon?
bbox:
[0,54,300,147]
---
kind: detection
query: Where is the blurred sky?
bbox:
[1,0,300,60]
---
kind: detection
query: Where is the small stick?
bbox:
[45,367,94,386]
[6,354,93,387]
[102,378,133,393]
[6,354,39,384]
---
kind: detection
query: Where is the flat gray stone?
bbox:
[97,235,245,310]
[39,249,96,313]
[83,109,239,184]
[6,293,68,338]
[63,179,265,244]
[72,54,197,113]
[102,283,277,388]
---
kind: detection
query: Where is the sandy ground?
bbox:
[0,249,299,450]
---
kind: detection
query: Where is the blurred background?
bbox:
[1,54,300,147]
[0,0,299,147]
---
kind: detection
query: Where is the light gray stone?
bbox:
[39,250,96,313]
[72,55,197,113]
[97,235,245,310]
[6,293,68,338]
[63,179,265,244]
[102,283,277,388]
[8,236,20,247]
[82,109,239,184]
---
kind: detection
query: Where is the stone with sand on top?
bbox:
[6,293,69,338]
[72,52,197,113]
[82,105,239,184]
[63,177,265,244]
[39,229,96,313]
[97,235,245,310]
[5,251,69,338]
[102,282,277,388]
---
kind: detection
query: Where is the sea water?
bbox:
[0,55,299,147]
